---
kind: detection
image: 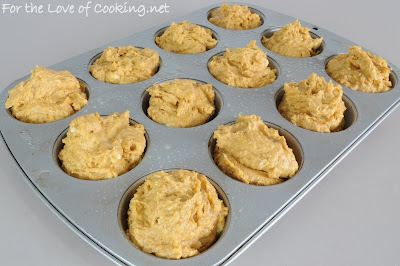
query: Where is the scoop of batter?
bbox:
[278,73,347,133]
[213,115,298,186]
[326,46,392,93]
[208,3,262,30]
[5,66,87,123]
[155,21,217,54]
[262,20,323,58]
[208,40,276,88]
[58,111,146,180]
[127,169,228,259]
[147,79,215,128]
[89,46,160,84]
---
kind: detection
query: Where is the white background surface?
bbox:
[1,0,399,265]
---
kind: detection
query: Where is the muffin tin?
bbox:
[1,2,399,265]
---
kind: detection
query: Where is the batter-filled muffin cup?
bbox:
[126,169,229,259]
[213,115,298,186]
[208,40,276,88]
[5,66,88,123]
[278,73,347,133]
[146,79,216,128]
[89,46,160,84]
[58,111,146,180]
[262,20,323,58]
[326,46,392,93]
[155,21,217,54]
[208,3,262,30]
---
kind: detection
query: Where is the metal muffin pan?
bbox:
[0,2,399,265]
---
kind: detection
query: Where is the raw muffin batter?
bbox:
[326,46,392,93]
[208,3,262,30]
[262,20,323,58]
[208,40,276,88]
[58,111,146,180]
[155,21,217,54]
[5,66,87,123]
[147,79,215,128]
[89,46,160,84]
[278,73,347,133]
[213,115,298,186]
[127,169,228,259]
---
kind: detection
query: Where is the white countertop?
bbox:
[0,0,399,265]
